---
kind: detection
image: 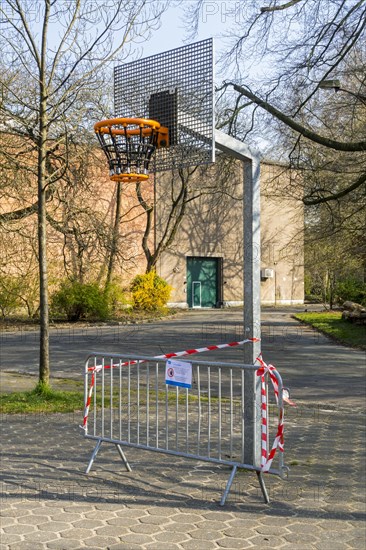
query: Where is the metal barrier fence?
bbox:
[82,352,288,505]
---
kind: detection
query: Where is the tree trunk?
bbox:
[38,2,50,387]
[38,104,50,386]
[105,181,122,291]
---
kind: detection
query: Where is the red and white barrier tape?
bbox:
[256,354,295,472]
[82,337,259,429]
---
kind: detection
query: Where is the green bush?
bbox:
[304,293,323,304]
[131,271,172,311]
[335,278,366,306]
[51,281,110,321]
[0,275,24,316]
[104,280,129,315]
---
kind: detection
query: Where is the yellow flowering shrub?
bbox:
[131,271,172,311]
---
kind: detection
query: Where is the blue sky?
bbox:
[139,2,267,84]
[140,1,235,58]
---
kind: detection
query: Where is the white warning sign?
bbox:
[165,359,192,389]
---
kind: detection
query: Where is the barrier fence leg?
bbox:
[116,444,132,472]
[256,471,270,504]
[86,439,102,474]
[220,465,237,506]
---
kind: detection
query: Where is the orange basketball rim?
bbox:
[94,117,169,183]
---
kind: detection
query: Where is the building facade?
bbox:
[0,135,304,312]
[155,159,304,308]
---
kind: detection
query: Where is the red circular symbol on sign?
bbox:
[167,368,174,378]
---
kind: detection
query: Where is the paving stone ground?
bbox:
[1,309,365,549]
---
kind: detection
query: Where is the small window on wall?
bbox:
[186,257,223,308]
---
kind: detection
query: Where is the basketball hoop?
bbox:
[94,117,169,183]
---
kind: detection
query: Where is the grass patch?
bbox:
[0,379,233,415]
[0,383,85,414]
[294,311,365,349]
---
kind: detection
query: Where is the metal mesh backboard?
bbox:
[114,39,215,172]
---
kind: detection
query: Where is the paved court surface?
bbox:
[1,308,365,549]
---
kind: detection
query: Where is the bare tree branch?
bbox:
[0,203,38,222]
[260,0,305,13]
[303,171,366,205]
[230,82,366,152]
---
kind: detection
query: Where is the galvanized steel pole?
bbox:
[243,158,262,468]
[214,130,262,467]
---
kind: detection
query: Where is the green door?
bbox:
[187,257,219,308]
